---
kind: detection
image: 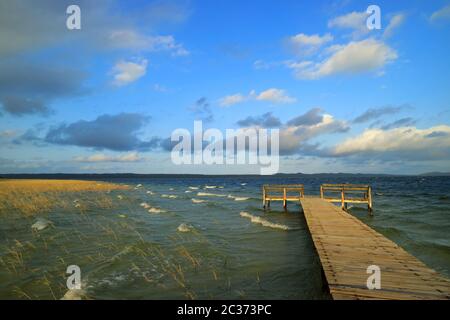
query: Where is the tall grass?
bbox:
[0,179,127,216]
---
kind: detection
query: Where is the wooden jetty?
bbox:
[262,183,450,300]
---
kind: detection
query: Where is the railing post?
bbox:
[262,186,266,209]
[368,186,373,215]
[320,185,323,199]
[283,188,287,209]
[341,187,345,210]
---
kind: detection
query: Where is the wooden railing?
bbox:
[320,184,373,214]
[262,184,304,209]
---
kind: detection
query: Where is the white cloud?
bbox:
[290,39,397,79]
[255,88,297,104]
[219,94,247,107]
[219,88,296,107]
[332,125,450,159]
[430,4,450,22]
[112,59,148,86]
[328,11,369,37]
[289,33,333,55]
[108,30,189,56]
[384,14,406,38]
[74,152,143,162]
[279,113,349,154]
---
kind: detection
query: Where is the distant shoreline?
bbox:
[1,172,449,179]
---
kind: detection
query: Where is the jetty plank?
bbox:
[300,197,450,300]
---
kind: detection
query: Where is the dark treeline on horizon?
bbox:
[1,172,448,180]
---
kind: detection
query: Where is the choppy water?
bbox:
[0,175,449,299]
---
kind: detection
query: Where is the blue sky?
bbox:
[0,0,449,174]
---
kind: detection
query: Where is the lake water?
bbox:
[0,175,449,299]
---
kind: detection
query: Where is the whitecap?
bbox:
[204,185,217,189]
[177,223,194,233]
[148,207,167,213]
[140,202,151,209]
[146,191,154,195]
[197,192,227,197]
[117,195,124,200]
[161,194,178,199]
[191,198,206,204]
[227,194,249,201]
[189,187,199,190]
[240,212,291,231]
[31,218,53,231]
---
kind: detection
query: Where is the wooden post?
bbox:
[368,186,373,215]
[341,188,345,210]
[320,185,323,199]
[283,188,287,209]
[263,186,266,209]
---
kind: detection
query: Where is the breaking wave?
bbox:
[197,192,227,197]
[239,212,291,231]
[148,207,167,213]
[161,194,178,199]
[177,223,194,232]
[228,195,249,201]
[192,198,207,204]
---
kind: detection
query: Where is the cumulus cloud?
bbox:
[288,33,333,55]
[74,152,143,163]
[0,0,190,57]
[236,112,282,128]
[44,113,159,151]
[111,59,148,86]
[279,112,349,155]
[328,11,369,38]
[219,88,296,107]
[0,62,87,116]
[0,97,51,117]
[430,4,450,22]
[286,108,324,126]
[332,125,450,160]
[0,1,188,116]
[0,0,67,56]
[236,108,349,155]
[290,39,397,79]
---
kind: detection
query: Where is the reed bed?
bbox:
[0,179,127,216]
